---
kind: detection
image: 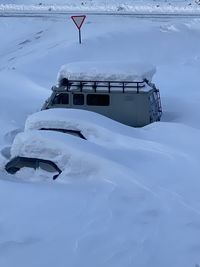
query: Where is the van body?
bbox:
[42,78,162,127]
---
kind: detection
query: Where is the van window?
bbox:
[87,94,109,106]
[52,93,69,105]
[73,94,84,105]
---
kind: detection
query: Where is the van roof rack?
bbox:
[56,78,150,94]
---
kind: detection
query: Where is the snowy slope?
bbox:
[1,14,200,267]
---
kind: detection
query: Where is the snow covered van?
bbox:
[42,62,162,127]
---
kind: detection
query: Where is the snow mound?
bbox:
[11,131,111,180]
[24,109,177,153]
[11,130,99,171]
[25,109,139,145]
[58,61,156,83]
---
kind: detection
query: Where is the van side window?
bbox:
[73,94,84,105]
[52,93,69,105]
[87,94,110,106]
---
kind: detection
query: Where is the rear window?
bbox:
[87,94,110,106]
[52,93,69,105]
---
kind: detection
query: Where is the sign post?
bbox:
[71,15,86,44]
[79,28,81,44]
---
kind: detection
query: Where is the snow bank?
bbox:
[12,122,185,186]
[58,61,156,82]
[25,109,168,151]
[11,128,167,184]
[22,109,184,177]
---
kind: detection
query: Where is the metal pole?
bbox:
[79,29,81,44]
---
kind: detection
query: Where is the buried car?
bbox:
[4,107,141,179]
[24,108,137,143]
[4,130,68,179]
[4,126,109,180]
[4,109,120,178]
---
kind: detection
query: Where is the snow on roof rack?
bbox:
[57,61,156,83]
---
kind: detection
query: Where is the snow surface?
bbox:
[1,12,200,267]
[58,61,156,82]
[1,1,200,14]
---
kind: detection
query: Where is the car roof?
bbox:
[10,129,112,171]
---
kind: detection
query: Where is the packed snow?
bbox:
[58,61,156,82]
[1,11,200,267]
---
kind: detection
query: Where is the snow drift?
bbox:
[58,61,156,83]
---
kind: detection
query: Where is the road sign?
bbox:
[71,15,86,44]
[71,15,86,29]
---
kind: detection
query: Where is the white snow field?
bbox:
[1,0,200,14]
[1,14,200,267]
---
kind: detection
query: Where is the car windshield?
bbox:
[39,128,86,139]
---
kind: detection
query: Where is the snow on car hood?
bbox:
[24,109,178,154]
[57,61,156,83]
[25,108,140,146]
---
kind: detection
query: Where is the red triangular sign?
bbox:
[71,15,86,30]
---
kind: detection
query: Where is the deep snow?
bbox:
[1,13,200,267]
